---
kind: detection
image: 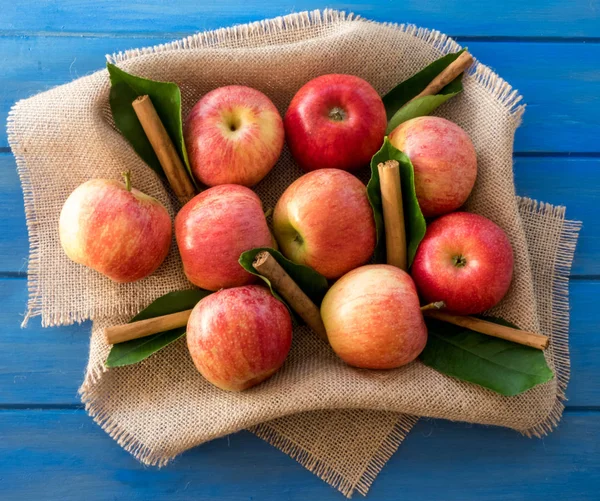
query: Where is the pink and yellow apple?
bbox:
[175,184,272,291]
[186,285,293,391]
[389,116,477,217]
[411,212,514,315]
[284,74,387,172]
[184,85,284,187]
[272,168,376,279]
[321,264,427,369]
[59,174,172,283]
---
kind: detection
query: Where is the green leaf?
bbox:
[386,92,461,134]
[420,316,554,396]
[107,63,197,189]
[366,138,427,265]
[383,49,466,133]
[239,247,329,313]
[105,289,211,368]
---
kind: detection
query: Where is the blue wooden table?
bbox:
[1,1,599,499]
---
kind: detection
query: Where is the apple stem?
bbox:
[452,255,467,267]
[420,301,446,312]
[263,207,273,219]
[328,107,346,122]
[121,170,132,192]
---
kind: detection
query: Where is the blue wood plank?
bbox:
[2,2,598,500]
[1,154,595,275]
[0,277,89,405]
[471,43,600,154]
[1,275,598,407]
[0,35,166,149]
[1,37,599,152]
[0,408,597,500]
[513,157,598,276]
[0,155,28,273]
[1,0,599,38]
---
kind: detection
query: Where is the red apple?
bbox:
[184,85,284,187]
[59,174,172,283]
[411,212,514,315]
[186,285,293,391]
[388,116,477,217]
[284,74,387,172]
[321,264,427,369]
[272,168,376,279]
[175,184,271,290]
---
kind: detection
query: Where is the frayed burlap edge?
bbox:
[517,197,581,438]
[12,8,579,496]
[8,95,169,327]
[107,9,525,121]
[85,404,170,467]
[77,196,580,481]
[353,414,419,496]
[8,8,526,328]
[251,414,419,498]
[7,103,43,327]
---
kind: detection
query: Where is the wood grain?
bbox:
[1,0,598,37]
[1,39,599,153]
[1,3,598,498]
[0,409,597,500]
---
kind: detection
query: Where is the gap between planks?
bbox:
[0,30,599,43]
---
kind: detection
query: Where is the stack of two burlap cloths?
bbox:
[8,10,580,497]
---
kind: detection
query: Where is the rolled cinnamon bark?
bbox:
[104,309,192,345]
[253,251,327,340]
[423,309,549,350]
[132,95,196,204]
[407,51,474,104]
[378,159,407,270]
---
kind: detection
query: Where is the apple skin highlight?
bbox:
[59,178,172,283]
[186,285,293,392]
[272,168,376,279]
[321,264,428,369]
[411,212,514,315]
[175,185,272,291]
[389,116,477,218]
[185,85,284,187]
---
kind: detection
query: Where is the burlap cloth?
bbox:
[8,10,581,497]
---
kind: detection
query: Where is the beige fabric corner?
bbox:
[8,10,580,497]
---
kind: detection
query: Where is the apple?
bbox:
[272,168,376,279]
[388,116,477,217]
[186,285,293,391]
[59,173,172,283]
[284,74,387,172]
[175,184,272,290]
[411,212,514,315]
[321,264,427,369]
[184,85,284,187]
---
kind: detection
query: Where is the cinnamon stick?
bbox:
[132,95,196,204]
[252,251,327,340]
[104,309,192,345]
[378,160,407,270]
[104,251,328,344]
[407,51,474,104]
[423,309,549,351]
